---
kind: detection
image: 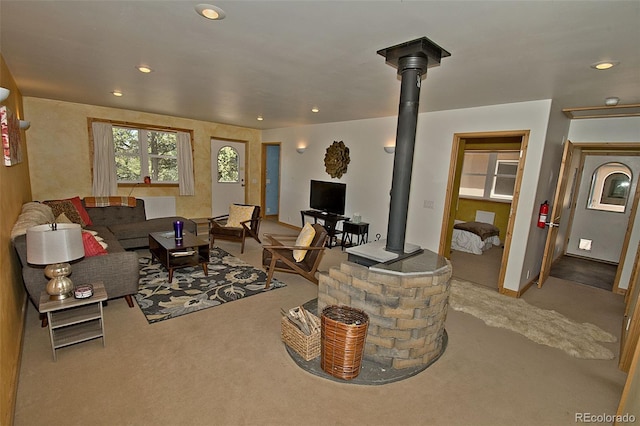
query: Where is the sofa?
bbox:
[12,197,197,312]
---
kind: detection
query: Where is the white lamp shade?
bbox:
[27,223,85,265]
[0,87,9,102]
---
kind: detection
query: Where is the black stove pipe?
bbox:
[378,37,449,255]
[385,55,429,254]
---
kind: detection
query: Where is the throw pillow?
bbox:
[293,223,316,262]
[56,212,72,223]
[81,231,108,257]
[225,205,254,228]
[44,199,86,227]
[67,196,93,226]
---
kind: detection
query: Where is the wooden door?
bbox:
[539,140,574,287]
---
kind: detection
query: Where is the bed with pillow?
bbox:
[451,210,501,255]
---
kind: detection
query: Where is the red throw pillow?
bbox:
[81,231,107,257]
[68,196,93,226]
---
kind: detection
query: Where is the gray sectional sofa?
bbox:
[12,198,197,312]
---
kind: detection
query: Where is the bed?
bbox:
[451,211,501,255]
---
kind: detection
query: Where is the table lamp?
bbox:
[27,223,85,300]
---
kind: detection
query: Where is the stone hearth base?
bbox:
[284,299,448,385]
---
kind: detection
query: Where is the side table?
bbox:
[190,217,211,237]
[341,221,369,250]
[39,282,107,361]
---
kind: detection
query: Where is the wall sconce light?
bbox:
[296,147,306,154]
[605,97,620,106]
[19,120,30,130]
[0,87,10,103]
[384,146,395,154]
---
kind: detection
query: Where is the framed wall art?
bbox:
[1,105,23,166]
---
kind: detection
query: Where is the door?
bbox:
[211,138,246,217]
[264,144,280,217]
[539,140,574,287]
[620,242,640,372]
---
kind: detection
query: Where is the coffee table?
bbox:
[149,231,209,283]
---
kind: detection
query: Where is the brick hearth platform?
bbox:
[318,250,452,370]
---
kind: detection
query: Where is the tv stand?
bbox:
[300,210,349,248]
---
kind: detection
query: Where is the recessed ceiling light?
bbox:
[311,107,319,113]
[136,65,153,73]
[195,4,226,20]
[590,60,620,70]
[112,91,123,97]
[257,116,264,121]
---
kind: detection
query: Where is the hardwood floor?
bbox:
[550,255,617,291]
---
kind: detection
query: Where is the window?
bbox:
[217,146,239,183]
[587,162,632,213]
[460,151,519,201]
[113,126,178,183]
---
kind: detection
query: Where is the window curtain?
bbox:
[91,122,117,196]
[177,131,195,196]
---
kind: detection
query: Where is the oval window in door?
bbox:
[587,162,632,213]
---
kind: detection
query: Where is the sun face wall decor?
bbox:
[324,140,350,178]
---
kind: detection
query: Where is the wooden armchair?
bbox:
[262,224,329,289]
[209,204,262,254]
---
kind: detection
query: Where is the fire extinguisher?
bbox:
[537,200,549,228]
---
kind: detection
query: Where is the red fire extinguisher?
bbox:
[537,201,549,228]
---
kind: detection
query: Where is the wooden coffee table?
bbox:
[149,231,209,283]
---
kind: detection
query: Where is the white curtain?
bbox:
[177,131,195,196]
[91,122,117,196]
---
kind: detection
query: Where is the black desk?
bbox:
[341,221,369,250]
[300,210,349,248]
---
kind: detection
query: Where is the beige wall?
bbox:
[0,55,32,426]
[23,98,262,218]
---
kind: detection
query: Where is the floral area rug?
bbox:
[135,247,285,323]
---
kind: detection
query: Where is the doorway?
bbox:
[541,145,640,293]
[211,138,246,217]
[439,131,530,295]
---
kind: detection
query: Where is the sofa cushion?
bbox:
[108,217,183,240]
[83,198,146,227]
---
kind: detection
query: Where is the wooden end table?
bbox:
[149,231,209,283]
[341,221,369,250]
[39,282,107,361]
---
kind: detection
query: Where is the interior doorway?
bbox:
[540,144,640,293]
[439,130,530,295]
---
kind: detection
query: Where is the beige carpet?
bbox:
[13,220,628,426]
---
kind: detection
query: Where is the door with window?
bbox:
[211,139,246,217]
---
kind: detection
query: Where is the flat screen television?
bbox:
[310,180,346,215]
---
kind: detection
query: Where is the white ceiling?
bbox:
[1,1,639,130]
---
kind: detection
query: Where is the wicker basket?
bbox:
[281,313,321,361]
[321,305,369,380]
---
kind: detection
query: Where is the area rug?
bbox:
[135,247,285,323]
[449,278,617,359]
